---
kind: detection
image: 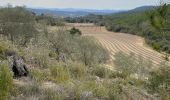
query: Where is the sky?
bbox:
[0,0,169,10]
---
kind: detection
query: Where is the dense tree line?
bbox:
[35,13,65,26]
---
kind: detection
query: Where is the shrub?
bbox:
[0,64,13,100]
[91,65,107,78]
[0,44,7,60]
[69,27,82,35]
[107,81,125,100]
[27,47,50,68]
[68,63,87,79]
[0,6,38,46]
[78,36,109,66]
[114,52,152,78]
[16,81,41,97]
[49,51,58,58]
[49,31,109,65]
[50,64,70,83]
[147,63,170,99]
[30,69,50,83]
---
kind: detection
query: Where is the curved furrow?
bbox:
[98,36,119,53]
[100,38,117,54]
[97,34,162,65]
[79,26,170,66]
[108,39,162,65]
[102,35,133,54]
[106,34,164,63]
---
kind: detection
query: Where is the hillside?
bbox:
[29,8,120,17]
[65,5,170,54]
[0,5,170,100]
[103,5,170,54]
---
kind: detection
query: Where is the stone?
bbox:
[80,91,93,100]
[9,55,29,78]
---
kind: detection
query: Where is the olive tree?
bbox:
[0,6,38,46]
[78,36,109,66]
[48,30,109,66]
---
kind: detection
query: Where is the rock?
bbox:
[80,91,93,100]
[9,55,29,78]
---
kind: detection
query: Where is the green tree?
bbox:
[147,3,170,60]
[69,27,82,36]
[0,6,38,46]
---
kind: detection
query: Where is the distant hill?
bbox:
[28,6,155,17]
[113,6,155,15]
[130,6,155,12]
[28,8,121,17]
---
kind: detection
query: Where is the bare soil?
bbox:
[50,23,170,66]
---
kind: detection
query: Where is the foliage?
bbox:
[147,63,170,99]
[48,31,109,66]
[78,36,109,66]
[0,6,38,46]
[69,5,170,54]
[114,52,152,78]
[69,27,82,35]
[50,64,70,83]
[30,68,50,83]
[0,64,13,100]
[36,14,65,26]
[90,65,108,78]
[68,63,87,79]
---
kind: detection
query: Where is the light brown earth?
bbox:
[49,23,170,67]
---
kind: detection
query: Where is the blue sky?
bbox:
[0,0,168,10]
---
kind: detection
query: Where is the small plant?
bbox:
[50,64,70,83]
[49,51,58,58]
[0,64,13,100]
[30,68,50,83]
[68,63,87,79]
[91,65,107,78]
[69,27,82,35]
[147,63,170,99]
[114,52,151,78]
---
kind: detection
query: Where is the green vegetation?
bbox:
[0,4,169,100]
[114,52,152,78]
[147,63,170,99]
[48,30,109,66]
[69,27,82,35]
[106,5,170,54]
[0,64,13,100]
[0,6,38,46]
[66,4,170,55]
[35,13,65,26]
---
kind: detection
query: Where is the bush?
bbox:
[0,64,13,100]
[68,63,87,79]
[147,63,170,99]
[78,36,109,66]
[69,27,82,35]
[0,44,7,60]
[30,69,50,83]
[0,6,38,46]
[50,64,70,83]
[114,52,152,78]
[91,65,107,78]
[49,31,109,66]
